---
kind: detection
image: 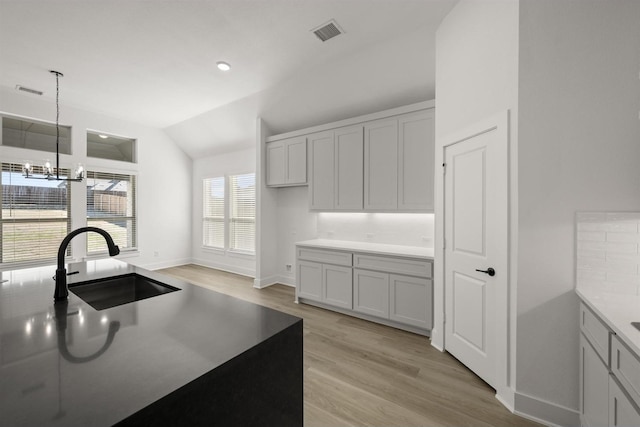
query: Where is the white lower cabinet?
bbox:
[323,264,352,309]
[579,302,640,427]
[353,269,389,318]
[296,243,433,334]
[390,274,432,329]
[580,334,610,427]
[297,260,322,301]
[610,376,640,427]
[296,260,352,309]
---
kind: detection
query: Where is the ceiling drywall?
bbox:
[0,0,456,158]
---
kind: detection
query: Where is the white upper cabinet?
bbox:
[308,131,335,209]
[267,102,435,212]
[266,135,307,187]
[364,119,398,210]
[335,126,364,210]
[398,110,435,211]
[364,110,435,212]
[309,127,363,211]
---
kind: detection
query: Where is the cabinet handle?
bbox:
[475,267,496,277]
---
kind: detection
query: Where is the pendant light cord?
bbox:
[50,70,63,179]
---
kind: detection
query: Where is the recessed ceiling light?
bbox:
[216,61,231,71]
[99,134,108,139]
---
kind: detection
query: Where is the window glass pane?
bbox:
[203,177,225,249]
[2,116,71,154]
[1,163,70,265]
[86,171,136,253]
[229,173,255,253]
[87,131,136,163]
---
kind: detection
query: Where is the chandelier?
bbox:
[22,70,84,182]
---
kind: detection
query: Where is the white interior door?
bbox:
[443,116,508,390]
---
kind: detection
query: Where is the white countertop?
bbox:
[577,287,640,356]
[295,239,434,259]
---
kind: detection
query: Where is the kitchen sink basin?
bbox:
[70,273,180,310]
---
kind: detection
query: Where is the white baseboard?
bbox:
[253,275,279,289]
[253,274,296,289]
[514,391,579,427]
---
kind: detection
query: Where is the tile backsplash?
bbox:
[576,212,640,294]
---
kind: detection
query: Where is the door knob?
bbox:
[475,267,496,277]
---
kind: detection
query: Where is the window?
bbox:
[1,162,71,265]
[87,131,136,163]
[202,173,255,254]
[229,174,256,253]
[203,176,225,249]
[1,115,71,154]
[86,171,137,254]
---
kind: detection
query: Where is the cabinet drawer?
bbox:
[297,247,352,266]
[353,253,431,277]
[580,303,611,366]
[612,335,640,409]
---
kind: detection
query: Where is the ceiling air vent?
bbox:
[311,19,344,42]
[15,85,43,96]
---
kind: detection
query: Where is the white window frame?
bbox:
[202,173,255,256]
[86,169,138,256]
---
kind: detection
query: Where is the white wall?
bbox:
[437,1,640,425]
[434,0,520,411]
[517,0,640,423]
[272,186,435,286]
[0,87,192,270]
[191,147,256,277]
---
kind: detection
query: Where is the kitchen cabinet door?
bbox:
[389,274,432,329]
[609,376,640,427]
[323,264,352,309]
[309,131,335,210]
[353,268,389,318]
[297,260,322,301]
[398,110,434,211]
[286,136,307,185]
[364,119,398,210]
[266,140,286,186]
[335,126,363,210]
[580,334,609,427]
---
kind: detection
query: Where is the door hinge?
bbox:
[442,162,446,174]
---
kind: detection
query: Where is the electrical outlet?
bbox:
[153,251,159,257]
[286,264,292,272]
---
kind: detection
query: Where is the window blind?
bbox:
[1,162,71,265]
[86,171,137,253]
[229,173,255,253]
[203,177,225,249]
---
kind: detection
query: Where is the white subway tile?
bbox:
[578,231,606,242]
[606,232,640,243]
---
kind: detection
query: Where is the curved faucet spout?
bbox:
[54,227,120,301]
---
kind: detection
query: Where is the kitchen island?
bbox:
[0,259,302,426]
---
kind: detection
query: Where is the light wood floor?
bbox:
[159,264,541,427]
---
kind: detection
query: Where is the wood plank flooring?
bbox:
[159,264,541,427]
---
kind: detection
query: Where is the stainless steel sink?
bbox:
[69,273,180,310]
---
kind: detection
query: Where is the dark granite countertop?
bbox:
[0,259,301,426]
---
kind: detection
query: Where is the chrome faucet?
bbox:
[54,227,120,301]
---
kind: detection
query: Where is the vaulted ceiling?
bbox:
[0,0,456,158]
